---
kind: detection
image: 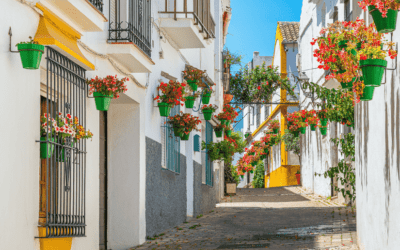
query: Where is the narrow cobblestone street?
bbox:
[133,187,357,250]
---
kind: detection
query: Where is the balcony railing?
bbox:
[88,0,104,12]
[159,0,216,39]
[108,0,152,57]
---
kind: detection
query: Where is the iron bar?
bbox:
[88,0,104,12]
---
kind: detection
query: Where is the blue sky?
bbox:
[226,0,302,132]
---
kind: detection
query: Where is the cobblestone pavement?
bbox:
[132,187,357,250]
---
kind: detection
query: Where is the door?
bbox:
[99,111,108,250]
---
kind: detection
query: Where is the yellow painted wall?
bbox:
[265,165,300,188]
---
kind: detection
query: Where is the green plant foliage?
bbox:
[225,164,240,185]
[252,161,265,188]
[324,133,356,202]
[201,132,246,163]
[230,62,296,104]
[222,48,243,66]
[282,129,300,157]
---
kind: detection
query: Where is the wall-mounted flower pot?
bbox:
[202,94,211,104]
[251,162,257,167]
[58,141,74,162]
[273,128,279,134]
[203,110,213,120]
[264,148,269,154]
[219,119,227,125]
[320,127,327,136]
[295,173,301,185]
[93,92,113,111]
[341,77,356,89]
[245,133,250,138]
[293,131,299,137]
[360,59,387,87]
[310,124,316,131]
[321,118,328,126]
[302,117,306,122]
[248,152,255,156]
[300,127,306,134]
[360,85,375,101]
[158,102,171,117]
[226,121,231,127]
[260,155,266,160]
[180,133,190,141]
[215,130,223,138]
[40,137,55,159]
[338,40,348,49]
[173,127,183,137]
[18,43,45,69]
[224,94,233,104]
[250,170,254,174]
[369,5,398,33]
[185,96,195,109]
[225,130,232,137]
[187,80,198,91]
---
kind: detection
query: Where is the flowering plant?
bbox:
[201,104,218,112]
[88,75,128,99]
[154,80,187,107]
[183,69,204,81]
[317,109,328,120]
[358,43,397,60]
[358,0,400,18]
[203,86,215,95]
[167,112,202,135]
[214,123,227,131]
[268,120,280,130]
[306,116,319,125]
[16,36,39,46]
[286,112,302,124]
[221,104,239,122]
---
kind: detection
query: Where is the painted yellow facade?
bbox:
[39,228,72,250]
[265,165,300,188]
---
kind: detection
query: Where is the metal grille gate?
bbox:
[205,121,213,186]
[40,47,87,238]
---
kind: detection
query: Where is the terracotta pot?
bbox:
[224,94,233,104]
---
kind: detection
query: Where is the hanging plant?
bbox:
[88,75,128,111]
[183,69,204,91]
[202,87,214,104]
[359,0,400,33]
[16,36,45,70]
[183,89,201,109]
[154,80,186,117]
[319,124,328,136]
[201,104,218,121]
[306,113,319,131]
[268,120,280,134]
[167,112,201,140]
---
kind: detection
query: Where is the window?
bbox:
[264,105,270,120]
[162,105,181,173]
[344,0,351,21]
[256,104,261,127]
[321,4,326,27]
[108,0,152,57]
[40,47,87,238]
[205,121,213,186]
[88,0,103,12]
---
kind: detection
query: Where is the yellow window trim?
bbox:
[34,3,95,70]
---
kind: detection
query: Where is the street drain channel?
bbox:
[217,243,271,249]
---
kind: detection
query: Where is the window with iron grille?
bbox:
[264,105,270,120]
[88,0,104,12]
[256,104,261,128]
[205,121,213,186]
[108,0,152,57]
[344,0,351,21]
[39,47,87,238]
[163,105,181,173]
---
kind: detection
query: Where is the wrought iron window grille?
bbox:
[88,0,104,12]
[108,0,152,57]
[205,121,213,186]
[36,47,87,238]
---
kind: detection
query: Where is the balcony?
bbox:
[38,0,107,32]
[159,0,216,49]
[107,0,154,73]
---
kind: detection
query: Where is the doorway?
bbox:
[99,111,108,250]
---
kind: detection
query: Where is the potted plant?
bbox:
[317,109,328,127]
[268,120,280,134]
[221,104,238,127]
[306,113,319,131]
[88,75,128,111]
[16,36,45,70]
[201,104,218,121]
[354,78,375,101]
[202,85,215,104]
[40,113,57,159]
[214,124,226,138]
[216,113,227,125]
[183,89,201,109]
[246,147,256,156]
[154,80,186,117]
[245,133,251,138]
[319,124,328,136]
[183,69,204,91]
[167,112,202,140]
[295,170,301,185]
[359,0,400,33]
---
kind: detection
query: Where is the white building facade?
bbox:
[0,0,231,249]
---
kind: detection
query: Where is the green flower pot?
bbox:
[40,137,55,159]
[203,110,213,120]
[293,131,299,138]
[226,130,232,137]
[202,94,211,104]
[320,127,327,136]
[250,170,254,174]
[226,121,231,127]
[321,119,328,126]
[264,148,269,154]
[245,133,250,138]
[300,127,306,134]
[338,40,348,49]
[158,102,171,117]
[58,141,74,162]
[302,117,306,122]
[360,85,375,101]
[219,119,227,125]
[288,121,293,127]
[369,6,398,33]
[180,133,190,141]
[173,127,183,137]
[360,59,387,87]
[251,162,257,167]
[215,130,223,138]
[185,96,195,109]
[310,124,316,131]
[93,92,113,111]
[187,80,198,91]
[248,152,255,156]
[17,43,45,69]
[260,155,266,160]
[341,77,356,89]
[273,128,279,134]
